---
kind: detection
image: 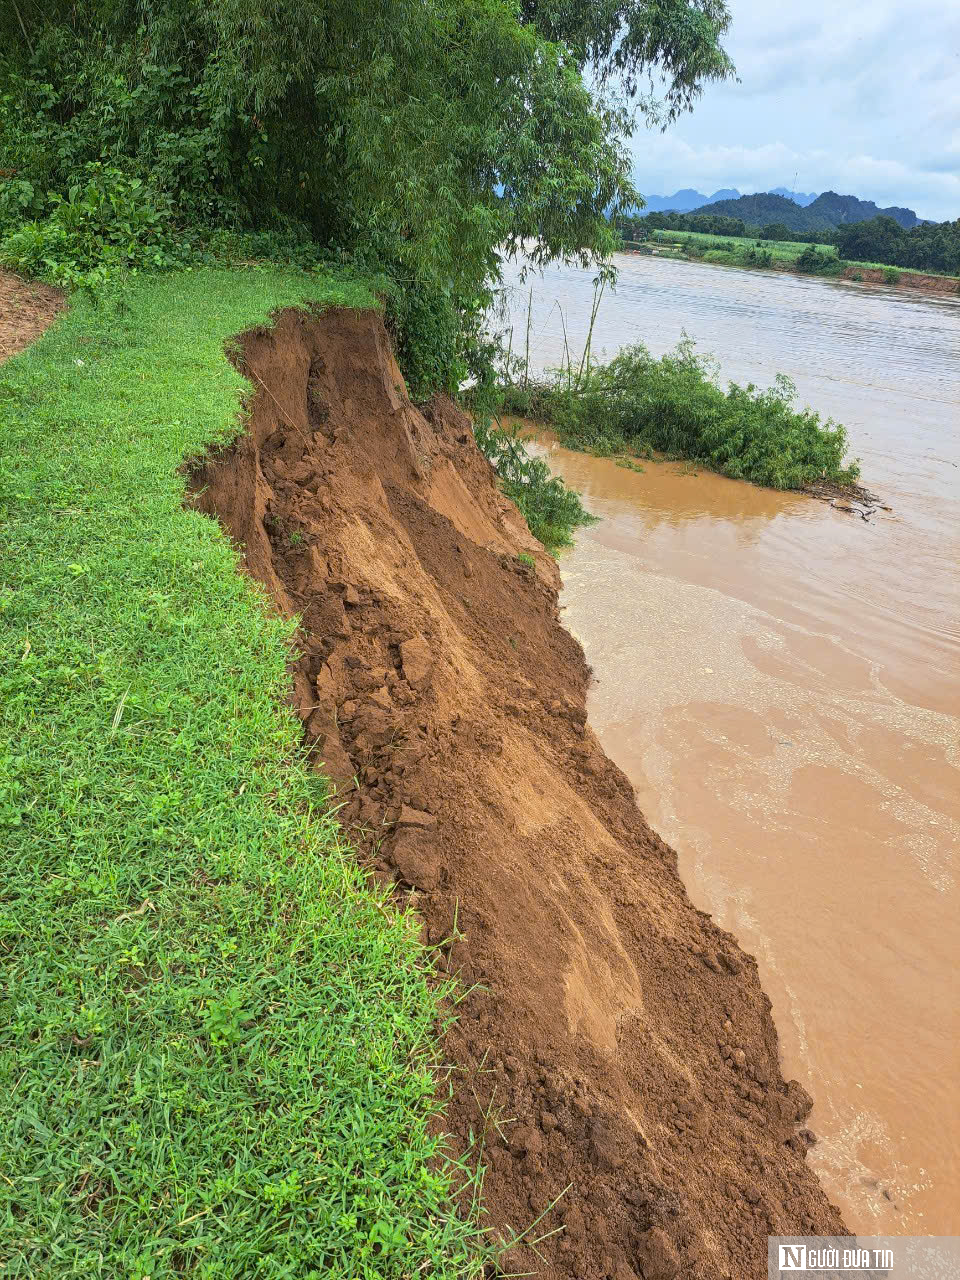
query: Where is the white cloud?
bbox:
[629,0,960,220]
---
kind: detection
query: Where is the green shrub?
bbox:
[0,166,185,290]
[383,275,469,401]
[743,243,773,267]
[795,243,825,273]
[516,338,859,490]
[884,266,901,285]
[473,417,597,550]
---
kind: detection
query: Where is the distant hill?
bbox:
[692,190,924,231]
[639,187,740,212]
[807,191,924,229]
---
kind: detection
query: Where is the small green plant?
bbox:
[0,166,184,290]
[743,244,773,267]
[289,530,304,546]
[852,270,864,281]
[473,417,597,551]
[884,266,902,285]
[516,551,536,568]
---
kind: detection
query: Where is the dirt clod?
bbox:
[400,633,433,687]
[636,1227,681,1279]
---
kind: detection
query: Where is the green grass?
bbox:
[650,228,838,264]
[0,269,483,1278]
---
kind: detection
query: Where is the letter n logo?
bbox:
[779,1245,807,1270]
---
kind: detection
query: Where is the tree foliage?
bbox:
[618,209,746,237]
[0,0,734,389]
[519,0,733,113]
[833,216,960,275]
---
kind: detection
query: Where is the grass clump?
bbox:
[0,269,482,1278]
[503,337,859,490]
[473,416,597,551]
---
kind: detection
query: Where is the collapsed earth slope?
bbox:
[190,307,846,1279]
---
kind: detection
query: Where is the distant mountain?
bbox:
[639,188,740,213]
[693,192,823,228]
[691,190,924,231]
[807,191,924,229]
[769,187,818,206]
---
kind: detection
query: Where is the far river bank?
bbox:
[623,243,960,296]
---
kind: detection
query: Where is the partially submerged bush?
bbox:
[473,417,597,550]
[516,338,859,490]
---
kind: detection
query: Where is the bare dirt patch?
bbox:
[189,307,847,1279]
[0,270,65,364]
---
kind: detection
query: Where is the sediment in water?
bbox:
[190,306,847,1279]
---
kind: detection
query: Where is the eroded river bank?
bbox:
[502,252,960,1234]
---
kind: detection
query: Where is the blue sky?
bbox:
[628,0,960,220]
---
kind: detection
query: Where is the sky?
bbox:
[629,0,960,221]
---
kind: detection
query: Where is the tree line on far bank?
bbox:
[617,211,960,277]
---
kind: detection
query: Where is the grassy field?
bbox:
[647,227,839,263]
[0,270,482,1278]
[632,228,960,282]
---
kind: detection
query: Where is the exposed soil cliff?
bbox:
[190,307,847,1279]
[840,265,960,293]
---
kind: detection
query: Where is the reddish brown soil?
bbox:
[841,265,959,293]
[0,269,65,364]
[190,307,847,1279]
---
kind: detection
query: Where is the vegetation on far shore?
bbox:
[626,226,945,285]
[617,210,960,281]
[0,269,494,1278]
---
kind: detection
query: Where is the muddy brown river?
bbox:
[499,254,960,1235]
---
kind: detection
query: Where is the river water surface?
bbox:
[499,254,960,1235]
